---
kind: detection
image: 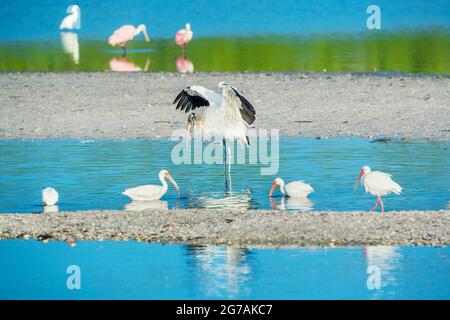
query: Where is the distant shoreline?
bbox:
[1,72,449,141]
[1,210,449,247]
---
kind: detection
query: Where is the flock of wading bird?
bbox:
[42,82,403,213]
[59,5,194,72]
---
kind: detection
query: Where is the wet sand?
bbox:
[1,72,449,140]
[1,209,449,247]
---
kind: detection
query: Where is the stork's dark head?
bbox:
[188,113,197,123]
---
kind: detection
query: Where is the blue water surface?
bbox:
[0,138,448,213]
[1,0,449,40]
[0,240,449,299]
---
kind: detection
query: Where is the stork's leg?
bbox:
[223,138,230,192]
[378,196,384,212]
[227,140,232,191]
[122,46,126,57]
[370,197,379,211]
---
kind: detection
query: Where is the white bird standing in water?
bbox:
[123,170,180,201]
[59,5,81,30]
[354,166,402,212]
[269,178,314,198]
[42,187,59,206]
[173,82,256,191]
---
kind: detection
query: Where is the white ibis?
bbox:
[269,178,314,198]
[59,5,81,30]
[173,82,256,191]
[42,187,59,206]
[122,170,180,201]
[354,166,402,212]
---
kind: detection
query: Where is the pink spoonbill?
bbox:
[354,166,403,212]
[269,178,314,198]
[175,23,193,50]
[108,24,150,55]
[122,170,180,201]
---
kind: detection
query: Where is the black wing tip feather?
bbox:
[173,87,210,113]
[232,87,256,126]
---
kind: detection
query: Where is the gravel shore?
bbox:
[1,209,449,247]
[1,72,449,140]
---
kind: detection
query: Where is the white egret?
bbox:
[123,170,180,201]
[42,187,59,206]
[269,178,314,198]
[173,82,256,191]
[354,166,402,212]
[60,32,79,64]
[59,5,81,30]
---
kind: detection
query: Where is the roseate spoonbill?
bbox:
[175,23,193,49]
[354,166,402,212]
[60,5,81,30]
[269,178,314,198]
[173,82,256,191]
[60,32,79,64]
[122,170,180,201]
[176,56,194,73]
[42,187,59,206]
[108,24,150,55]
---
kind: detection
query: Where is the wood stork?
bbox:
[122,170,180,201]
[269,178,314,198]
[59,5,81,30]
[173,82,256,191]
[354,165,402,212]
[42,187,59,206]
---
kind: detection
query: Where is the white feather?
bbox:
[42,187,59,206]
[362,171,403,196]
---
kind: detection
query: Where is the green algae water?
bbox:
[0,0,449,74]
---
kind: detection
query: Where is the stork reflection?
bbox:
[60,32,79,64]
[191,188,255,210]
[186,245,252,298]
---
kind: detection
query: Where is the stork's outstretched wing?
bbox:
[231,87,256,126]
[173,85,222,112]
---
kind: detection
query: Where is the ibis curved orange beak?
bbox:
[354,169,364,190]
[269,182,278,197]
[165,173,180,196]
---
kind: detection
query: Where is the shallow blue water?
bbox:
[0,240,448,299]
[0,138,448,213]
[1,0,449,40]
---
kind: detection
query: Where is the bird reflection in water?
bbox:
[60,32,79,64]
[109,57,150,72]
[186,245,252,298]
[364,246,401,297]
[269,196,313,211]
[176,56,194,74]
[191,188,256,210]
[124,200,168,211]
[42,205,59,214]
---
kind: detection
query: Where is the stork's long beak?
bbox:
[269,182,278,197]
[165,173,180,196]
[354,170,364,190]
